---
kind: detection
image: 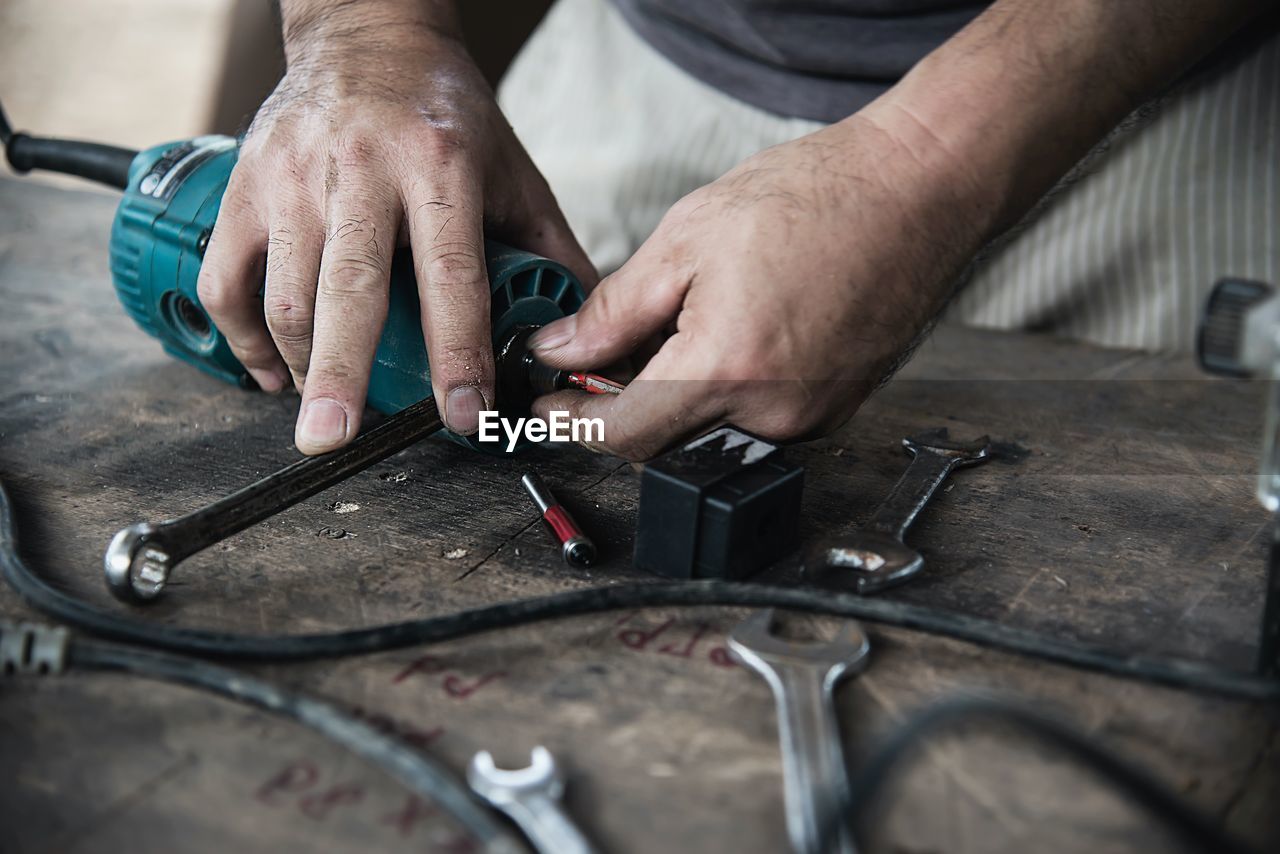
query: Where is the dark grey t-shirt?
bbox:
[610,0,988,122]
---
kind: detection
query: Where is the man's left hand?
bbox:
[528,109,991,460]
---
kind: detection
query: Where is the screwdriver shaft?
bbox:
[521,472,597,568]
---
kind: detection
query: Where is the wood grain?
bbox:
[0,177,1275,854]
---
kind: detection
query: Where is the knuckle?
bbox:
[222,329,277,368]
[196,275,234,316]
[421,127,466,158]
[303,349,357,384]
[422,241,485,288]
[663,189,712,227]
[664,193,699,221]
[747,394,819,441]
[274,142,315,180]
[333,134,380,170]
[222,158,259,194]
[585,281,627,329]
[263,295,315,345]
[323,256,386,298]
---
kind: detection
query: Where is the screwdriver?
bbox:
[521,473,597,568]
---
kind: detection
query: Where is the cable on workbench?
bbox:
[832,695,1259,854]
[5,626,523,854]
[5,625,1254,854]
[0,98,136,188]
[1,481,1278,700]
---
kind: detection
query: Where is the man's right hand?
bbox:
[197,0,594,454]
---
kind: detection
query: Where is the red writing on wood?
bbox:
[614,612,738,668]
[392,654,507,699]
[254,748,449,837]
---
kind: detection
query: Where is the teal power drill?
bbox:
[2,112,586,444]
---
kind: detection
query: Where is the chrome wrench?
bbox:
[728,609,870,854]
[805,429,991,594]
[467,746,597,854]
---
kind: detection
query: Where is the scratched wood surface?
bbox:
[0,176,1276,854]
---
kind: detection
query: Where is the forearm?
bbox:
[279,0,462,62]
[860,0,1268,241]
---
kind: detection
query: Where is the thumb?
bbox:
[529,258,689,369]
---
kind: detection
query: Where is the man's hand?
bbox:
[529,0,1266,461]
[197,0,593,454]
[528,114,989,460]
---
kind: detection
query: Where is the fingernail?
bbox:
[297,398,348,451]
[445,385,485,435]
[250,367,287,394]
[530,315,577,351]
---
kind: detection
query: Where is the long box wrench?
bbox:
[105,395,446,603]
[805,429,991,594]
[104,330,613,603]
[729,609,870,854]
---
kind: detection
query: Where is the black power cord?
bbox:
[1,481,1277,700]
[0,99,136,189]
[3,620,1255,854]
[0,621,522,853]
[831,695,1259,854]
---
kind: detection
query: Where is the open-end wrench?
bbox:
[467,746,597,854]
[805,429,991,594]
[728,609,870,854]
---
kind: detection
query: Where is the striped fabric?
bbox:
[499,0,1280,352]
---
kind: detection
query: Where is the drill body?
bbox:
[107,135,585,417]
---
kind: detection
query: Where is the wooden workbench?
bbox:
[0,177,1276,854]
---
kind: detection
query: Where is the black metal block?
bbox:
[634,426,804,579]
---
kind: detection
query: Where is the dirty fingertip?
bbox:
[445,385,486,435]
[296,397,349,453]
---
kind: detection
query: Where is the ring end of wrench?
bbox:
[104,523,170,604]
[802,536,924,596]
[903,429,992,464]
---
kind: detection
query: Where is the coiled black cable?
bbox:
[2,480,1277,699]
[838,695,1259,854]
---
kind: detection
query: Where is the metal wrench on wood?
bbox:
[467,746,597,854]
[103,395,445,603]
[805,429,991,594]
[729,609,870,854]
[103,329,588,604]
